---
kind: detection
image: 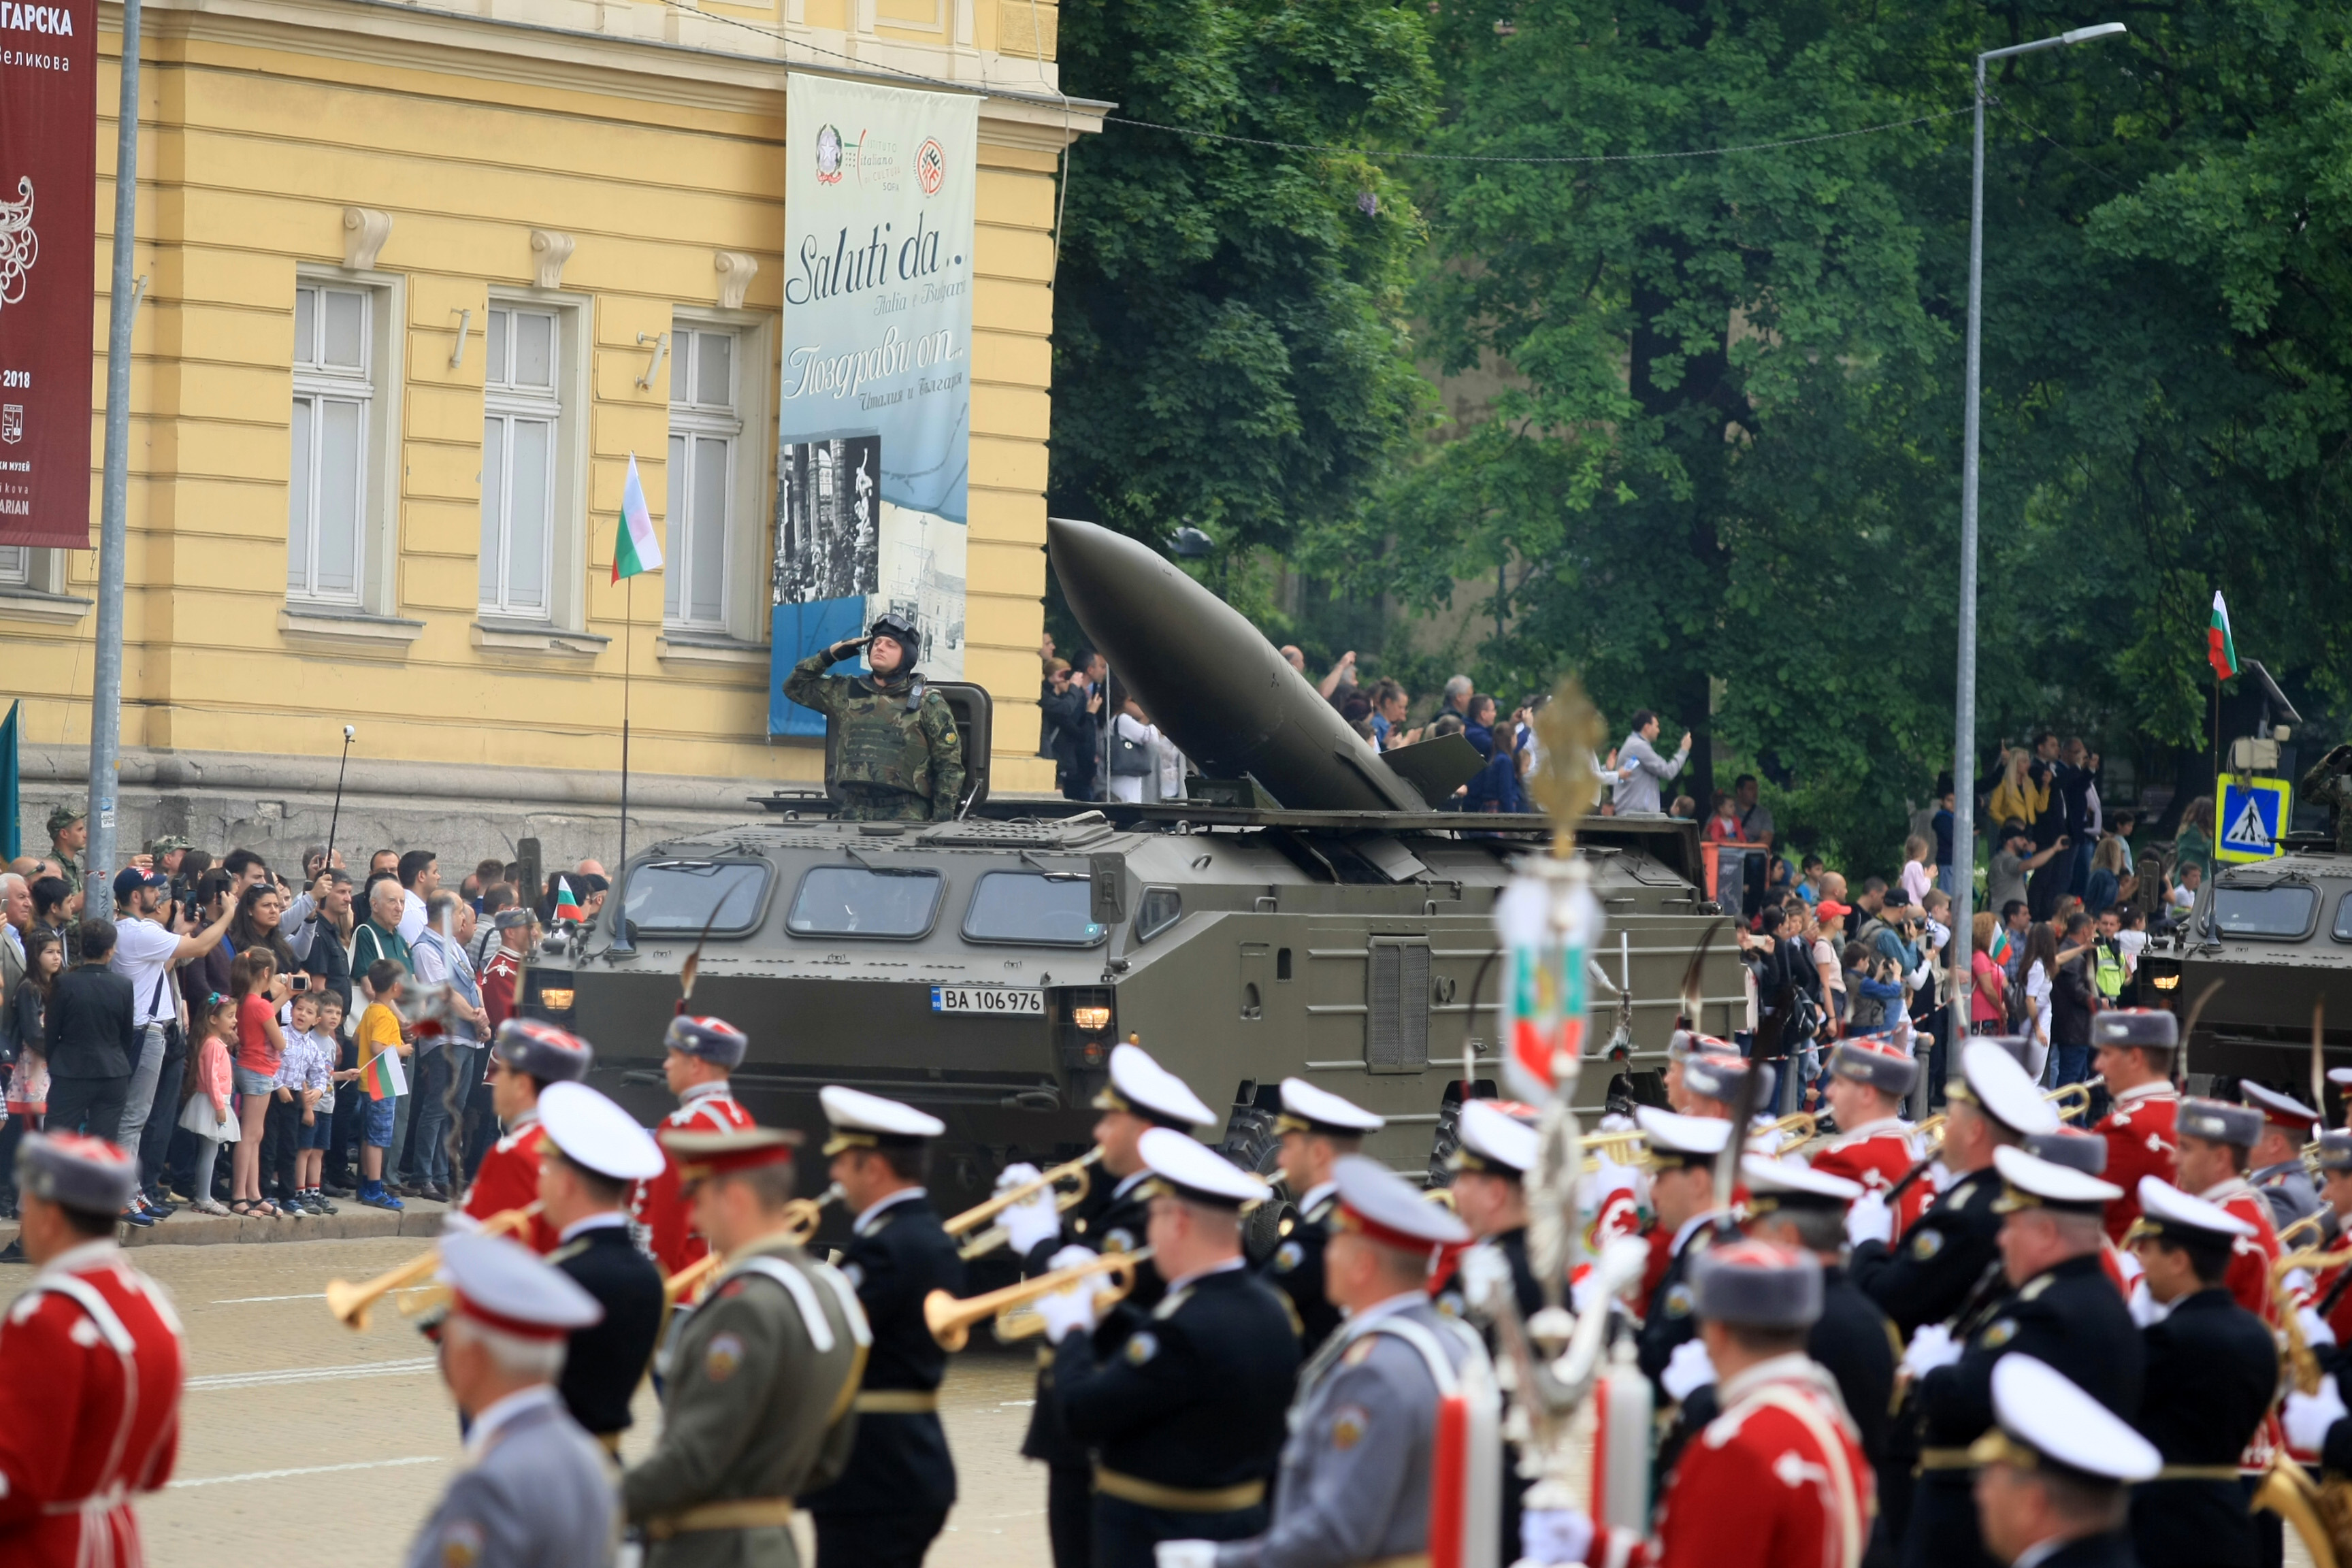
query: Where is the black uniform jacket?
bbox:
[1636,1220,1714,1386]
[547,1218,666,1437]
[1850,1165,2006,1337]
[2036,1532,2142,1568]
[1262,1186,1341,1352]
[1053,1263,1300,1493]
[2129,1286,2276,1568]
[1905,1254,2144,1568]
[1816,1262,1900,1465]
[1022,1169,1160,1467]
[805,1191,968,1516]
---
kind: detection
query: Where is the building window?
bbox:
[480,306,562,621]
[288,284,372,604]
[665,328,739,631]
[0,547,27,587]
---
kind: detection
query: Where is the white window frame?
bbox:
[664,325,744,634]
[661,308,773,648]
[288,281,374,606]
[477,295,587,629]
[285,265,404,622]
[0,547,29,587]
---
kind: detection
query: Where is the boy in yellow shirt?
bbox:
[356,958,411,1211]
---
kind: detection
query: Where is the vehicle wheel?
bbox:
[1220,1106,1293,1264]
[1426,1095,1465,1190]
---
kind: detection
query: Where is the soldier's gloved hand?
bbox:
[1458,1241,1514,1316]
[825,635,871,664]
[1036,1250,1102,1344]
[2302,1305,2339,1350]
[1844,1192,1895,1250]
[1519,1505,1595,1567]
[1901,1323,1963,1379]
[1661,1338,1716,1402]
[1154,1542,1218,1568]
[2285,1377,2349,1456]
[2288,1268,2317,1296]
[995,1164,1062,1256]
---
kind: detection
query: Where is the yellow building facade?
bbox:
[6,0,1098,864]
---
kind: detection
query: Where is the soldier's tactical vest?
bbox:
[836,680,944,800]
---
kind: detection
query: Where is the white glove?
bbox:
[1928,1160,1957,1194]
[1845,1192,1895,1250]
[1902,1323,1963,1379]
[1155,1543,1218,1568]
[1661,1338,1717,1402]
[2289,1269,2317,1296]
[994,1164,1063,1256]
[2285,1378,2349,1456]
[1459,1242,1515,1316]
[2303,1306,2340,1350]
[2128,1279,2169,1328]
[1519,1506,1595,1567]
[1035,1279,1101,1343]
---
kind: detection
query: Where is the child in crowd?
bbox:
[357,959,410,1211]
[229,949,291,1218]
[274,990,337,1215]
[177,994,239,1215]
[306,990,357,1209]
[1,930,60,1218]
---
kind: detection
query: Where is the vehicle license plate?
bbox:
[930,985,1045,1015]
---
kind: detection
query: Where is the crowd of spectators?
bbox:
[0,808,604,1252]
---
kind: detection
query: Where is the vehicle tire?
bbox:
[1426,1095,1464,1190]
[1220,1106,1293,1265]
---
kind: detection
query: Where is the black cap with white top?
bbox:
[820,1085,947,1156]
[1948,1040,2061,1138]
[1969,1354,2160,1487]
[1275,1078,1384,1139]
[1136,1127,1271,1210]
[1092,1042,1216,1130]
[536,1081,665,1181]
[1450,1099,1537,1179]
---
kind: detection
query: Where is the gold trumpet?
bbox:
[324,1203,540,1331]
[946,1149,1101,1260]
[1910,1080,2097,1153]
[2255,1454,2352,1568]
[660,1183,845,1308]
[2276,1244,2352,1396]
[924,1245,1152,1352]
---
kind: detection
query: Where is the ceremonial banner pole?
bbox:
[614,454,664,879]
[621,574,634,876]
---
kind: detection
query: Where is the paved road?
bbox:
[3,1237,1047,1567]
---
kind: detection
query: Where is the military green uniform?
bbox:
[2302,753,2352,852]
[783,651,966,821]
[621,1232,870,1568]
[46,806,84,899]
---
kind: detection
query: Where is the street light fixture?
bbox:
[1946,20,2126,1082]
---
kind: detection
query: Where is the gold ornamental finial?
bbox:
[1525,676,1605,858]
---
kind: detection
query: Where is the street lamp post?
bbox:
[1948,22,2125,1080]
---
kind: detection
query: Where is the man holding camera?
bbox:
[783,612,966,821]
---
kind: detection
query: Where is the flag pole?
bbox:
[620,573,634,879]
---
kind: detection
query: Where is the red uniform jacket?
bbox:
[630,1082,755,1278]
[463,1109,557,1253]
[1808,1120,1927,1238]
[0,1241,186,1568]
[1655,1356,1872,1568]
[2317,1254,2352,1348]
[2094,1083,2179,1245]
[479,947,521,1032]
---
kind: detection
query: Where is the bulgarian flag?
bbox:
[612,452,664,583]
[361,1045,406,1101]
[553,877,584,923]
[2208,590,2240,681]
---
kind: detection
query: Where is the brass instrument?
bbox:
[324,1203,539,1331]
[664,1252,723,1308]
[659,1183,843,1308]
[1908,1080,2096,1157]
[2281,1214,2332,1252]
[946,1149,1101,1260]
[924,1245,1152,1351]
[2255,1454,2351,1568]
[2276,1245,2352,1395]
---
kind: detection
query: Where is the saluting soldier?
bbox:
[621,1126,867,1567]
[2088,1010,2182,1246]
[1157,1154,1493,1568]
[1262,1077,1384,1353]
[0,1132,186,1568]
[2238,1081,2325,1235]
[782,612,966,822]
[405,1232,617,1568]
[1811,1034,1929,1237]
[800,1086,966,1568]
[632,1015,758,1281]
[2123,1177,2277,1568]
[1039,1127,1299,1568]
[1903,1136,2144,1568]
[2171,1099,2283,1323]
[1446,1098,1544,1563]
[994,1040,1217,1568]
[1972,1356,2161,1568]
[459,1018,593,1253]
[533,1080,669,1454]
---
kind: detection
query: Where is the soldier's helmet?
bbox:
[868,610,921,666]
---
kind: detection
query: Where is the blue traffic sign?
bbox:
[2217,773,2293,863]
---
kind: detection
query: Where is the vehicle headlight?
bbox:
[2149,973,2179,992]
[1073,1004,1112,1030]
[537,987,576,1010]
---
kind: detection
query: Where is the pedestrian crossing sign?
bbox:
[2216,772,2293,863]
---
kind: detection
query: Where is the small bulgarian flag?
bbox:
[2208,589,2240,681]
[361,1045,406,1101]
[612,452,664,584]
[553,877,584,924]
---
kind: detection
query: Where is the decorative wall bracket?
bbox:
[530,229,576,290]
[715,250,760,310]
[636,331,670,391]
[449,307,472,370]
[343,206,393,271]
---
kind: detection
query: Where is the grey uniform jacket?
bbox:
[622,1232,869,1568]
[1216,1298,1485,1568]
[404,1387,617,1568]
[2250,1161,2323,1234]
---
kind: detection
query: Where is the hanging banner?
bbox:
[0,0,97,547]
[770,72,977,738]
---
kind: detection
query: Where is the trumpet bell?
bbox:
[323,1276,378,1332]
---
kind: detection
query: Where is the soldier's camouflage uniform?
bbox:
[2302,753,2352,852]
[785,652,966,821]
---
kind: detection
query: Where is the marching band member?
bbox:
[621,1125,868,1564]
[1652,1238,1872,1568]
[801,1086,966,1568]
[1156,1154,1490,1568]
[1632,1107,1733,1389]
[996,1040,1217,1568]
[404,1231,617,1568]
[1662,1030,1709,1113]
[2019,1129,2137,1300]
[459,1018,593,1253]
[1902,1143,2141,1568]
[2170,1100,2283,1324]
[2087,1010,2181,1246]
[1044,1128,1298,1568]
[630,1015,757,1279]
[2304,1131,2352,1344]
[1262,1078,1384,1353]
[0,1132,186,1568]
[2238,1080,2325,1234]
[532,1080,668,1453]
[1447,1097,1541,1558]
[2121,1177,2276,1568]
[1680,1049,1769,1124]
[1810,1034,1929,1237]
[1972,1356,2160,1568]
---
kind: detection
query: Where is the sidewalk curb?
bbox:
[0,1200,453,1252]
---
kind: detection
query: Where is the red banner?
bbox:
[0,0,96,547]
